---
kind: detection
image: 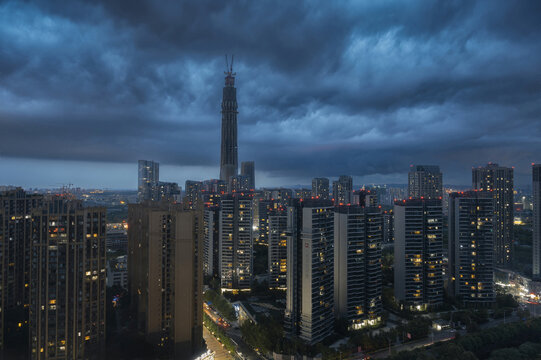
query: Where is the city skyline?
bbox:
[1,1,541,189]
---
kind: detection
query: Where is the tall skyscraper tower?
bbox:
[449,191,495,305]
[408,165,443,199]
[138,160,159,203]
[472,163,514,265]
[533,164,541,278]
[220,58,238,183]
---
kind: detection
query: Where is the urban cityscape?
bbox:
[1,1,541,360]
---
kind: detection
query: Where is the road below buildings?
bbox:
[203,327,235,360]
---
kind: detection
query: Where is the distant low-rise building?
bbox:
[107,255,128,289]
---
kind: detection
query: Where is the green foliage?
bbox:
[240,316,284,354]
[388,318,541,360]
[204,289,237,321]
[254,244,268,275]
[203,314,236,353]
[348,316,431,353]
[495,293,519,309]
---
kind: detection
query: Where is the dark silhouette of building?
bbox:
[128,202,204,359]
[0,188,43,352]
[241,161,255,190]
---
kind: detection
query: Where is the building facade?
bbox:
[268,208,288,290]
[185,180,203,209]
[299,202,335,344]
[334,206,382,329]
[472,163,514,265]
[156,182,182,203]
[311,178,329,200]
[408,165,443,200]
[128,202,204,359]
[394,199,444,311]
[333,176,353,205]
[0,188,43,351]
[30,198,106,359]
[138,160,159,203]
[203,206,220,278]
[448,191,495,305]
[219,194,253,291]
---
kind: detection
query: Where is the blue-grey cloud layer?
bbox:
[1,0,541,186]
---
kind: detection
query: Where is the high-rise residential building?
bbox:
[260,188,293,204]
[383,210,394,243]
[203,206,220,279]
[138,160,159,203]
[533,164,541,278]
[394,199,444,311]
[448,191,495,305]
[284,199,334,344]
[156,181,182,203]
[185,180,203,209]
[219,194,253,291]
[311,178,329,200]
[241,161,255,190]
[333,175,353,205]
[0,188,43,351]
[357,189,378,207]
[30,198,106,359]
[202,179,228,195]
[268,207,288,290]
[220,61,238,183]
[229,174,251,193]
[408,165,443,200]
[472,163,514,265]
[285,200,303,337]
[334,206,382,329]
[128,202,204,359]
[294,188,312,200]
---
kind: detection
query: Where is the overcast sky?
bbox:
[1,0,540,189]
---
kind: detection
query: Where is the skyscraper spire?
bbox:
[220,55,238,183]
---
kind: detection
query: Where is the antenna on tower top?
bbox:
[225,54,229,73]
[230,54,234,72]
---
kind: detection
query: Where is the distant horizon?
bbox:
[2,2,541,190]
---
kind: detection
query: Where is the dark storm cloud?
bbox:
[1,0,541,186]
